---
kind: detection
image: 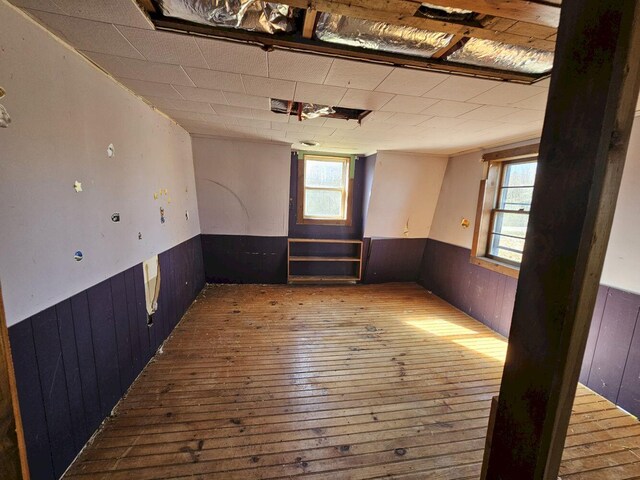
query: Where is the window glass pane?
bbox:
[503,161,537,187]
[499,186,533,211]
[304,189,343,218]
[490,233,525,263]
[493,212,529,239]
[305,159,345,188]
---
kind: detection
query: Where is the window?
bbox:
[471,144,538,277]
[297,154,352,225]
[487,160,537,264]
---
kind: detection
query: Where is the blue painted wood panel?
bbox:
[30,307,77,477]
[8,236,205,480]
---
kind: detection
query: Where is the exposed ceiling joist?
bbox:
[302,9,318,39]
[276,0,556,51]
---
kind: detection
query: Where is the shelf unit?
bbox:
[287,238,363,284]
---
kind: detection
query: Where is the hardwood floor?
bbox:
[63,284,640,479]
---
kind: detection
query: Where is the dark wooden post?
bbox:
[483,1,640,479]
[0,284,30,479]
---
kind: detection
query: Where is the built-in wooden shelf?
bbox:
[288,275,360,283]
[287,238,363,284]
[289,256,360,262]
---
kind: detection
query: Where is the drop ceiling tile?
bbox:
[375,69,448,96]
[511,91,549,111]
[242,75,295,99]
[118,26,208,68]
[117,78,182,99]
[386,113,432,126]
[252,110,290,123]
[48,0,152,28]
[469,83,546,106]
[268,50,333,83]
[289,116,326,126]
[27,11,145,59]
[223,92,271,110]
[10,0,63,14]
[419,116,468,129]
[338,89,394,110]
[272,122,304,132]
[534,77,551,88]
[302,125,337,136]
[380,95,439,114]
[163,110,231,124]
[146,96,215,114]
[422,100,481,117]
[196,38,268,76]
[294,82,347,105]
[183,67,244,93]
[234,118,272,129]
[458,105,521,121]
[210,104,255,119]
[172,85,226,104]
[86,52,195,86]
[181,122,230,136]
[322,118,360,130]
[323,59,393,90]
[362,111,395,122]
[457,119,506,132]
[423,75,499,101]
[499,109,546,124]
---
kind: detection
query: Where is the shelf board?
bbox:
[288,238,362,244]
[289,256,361,262]
[288,275,359,284]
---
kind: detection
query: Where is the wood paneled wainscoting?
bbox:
[63,284,640,479]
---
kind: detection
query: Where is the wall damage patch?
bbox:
[73,180,83,192]
[74,251,83,261]
[111,213,121,222]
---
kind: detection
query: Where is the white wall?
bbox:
[601,119,640,292]
[428,123,640,294]
[0,2,200,326]
[192,136,291,236]
[364,151,447,238]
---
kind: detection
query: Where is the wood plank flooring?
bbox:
[63,284,640,479]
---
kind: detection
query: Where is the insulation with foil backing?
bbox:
[157,0,297,33]
[448,38,554,74]
[314,13,454,59]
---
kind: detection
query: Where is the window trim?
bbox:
[470,143,539,278]
[296,154,354,226]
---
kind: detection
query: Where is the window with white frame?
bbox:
[298,155,351,225]
[487,159,537,264]
[471,144,539,276]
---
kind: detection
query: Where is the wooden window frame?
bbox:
[471,143,539,278]
[297,154,354,226]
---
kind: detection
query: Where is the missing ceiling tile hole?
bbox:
[271,98,369,122]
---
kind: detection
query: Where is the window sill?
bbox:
[470,255,520,279]
[297,218,352,227]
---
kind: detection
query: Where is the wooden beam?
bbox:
[0,284,29,480]
[430,34,466,60]
[302,9,318,39]
[426,0,561,28]
[483,1,640,479]
[277,0,556,50]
